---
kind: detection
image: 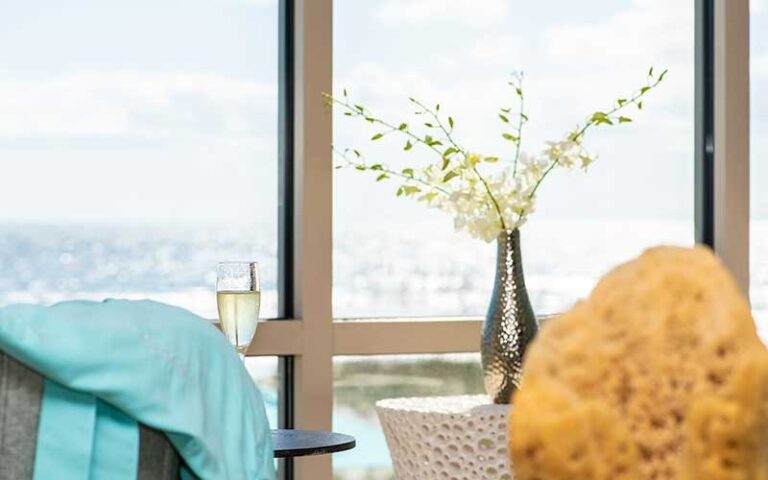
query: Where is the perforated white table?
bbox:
[376,395,512,480]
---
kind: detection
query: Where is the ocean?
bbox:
[1,219,766,479]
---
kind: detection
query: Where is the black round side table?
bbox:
[271,429,356,458]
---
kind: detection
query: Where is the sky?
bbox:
[0,0,764,225]
[333,0,695,227]
[0,0,278,225]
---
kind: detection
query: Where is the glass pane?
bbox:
[333,354,483,479]
[245,356,280,429]
[0,1,278,319]
[333,0,695,319]
[245,355,280,477]
[752,2,768,341]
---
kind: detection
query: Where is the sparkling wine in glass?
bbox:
[216,262,260,358]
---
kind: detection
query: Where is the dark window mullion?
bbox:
[695,0,715,247]
[277,0,295,478]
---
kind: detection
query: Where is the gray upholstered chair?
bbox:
[0,351,181,480]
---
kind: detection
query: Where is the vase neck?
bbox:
[495,229,524,278]
[497,229,521,255]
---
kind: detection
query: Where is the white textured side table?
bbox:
[375,395,512,480]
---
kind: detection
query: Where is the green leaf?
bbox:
[442,171,459,182]
[364,117,375,123]
[402,185,421,195]
[618,116,632,123]
[441,157,450,170]
[435,104,440,112]
[402,168,414,177]
[376,173,389,181]
[592,116,612,126]
[637,101,643,110]
[398,123,408,131]
[424,122,434,128]
[484,156,499,163]
[521,113,529,121]
[425,135,433,144]
[591,112,616,126]
[343,88,348,97]
[355,165,366,171]
[640,86,651,94]
[502,133,518,142]
[422,192,439,202]
[396,186,404,197]
[658,69,668,82]
[334,165,343,169]
[498,114,509,123]
[648,66,654,77]
[354,104,365,113]
[443,147,458,157]
[404,140,413,151]
[515,87,522,96]
[370,164,384,171]
[617,98,627,106]
[500,107,512,114]
[448,117,454,129]
[344,112,352,116]
[371,133,384,141]
[353,149,362,158]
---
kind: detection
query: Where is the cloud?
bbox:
[333,0,695,209]
[528,0,693,129]
[470,33,524,67]
[0,71,276,145]
[375,0,509,26]
[543,0,693,70]
[331,0,698,222]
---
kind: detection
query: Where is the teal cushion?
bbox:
[0,352,180,480]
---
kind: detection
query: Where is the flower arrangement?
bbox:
[324,68,667,242]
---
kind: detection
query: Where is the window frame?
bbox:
[253,1,751,479]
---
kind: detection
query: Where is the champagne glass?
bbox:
[216,262,260,359]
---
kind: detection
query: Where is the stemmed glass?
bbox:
[216,262,261,360]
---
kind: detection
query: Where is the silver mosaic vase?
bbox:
[482,228,538,404]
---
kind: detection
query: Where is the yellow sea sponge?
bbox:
[509,246,768,480]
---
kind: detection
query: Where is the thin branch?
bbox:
[409,97,508,231]
[325,95,445,157]
[409,98,467,156]
[570,71,667,143]
[513,71,667,224]
[333,148,451,195]
[512,74,525,178]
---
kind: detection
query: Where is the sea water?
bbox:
[2,220,768,478]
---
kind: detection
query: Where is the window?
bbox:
[324,1,699,477]
[246,356,280,428]
[333,0,695,320]
[3,2,752,480]
[333,354,483,479]
[752,0,768,339]
[0,0,280,319]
